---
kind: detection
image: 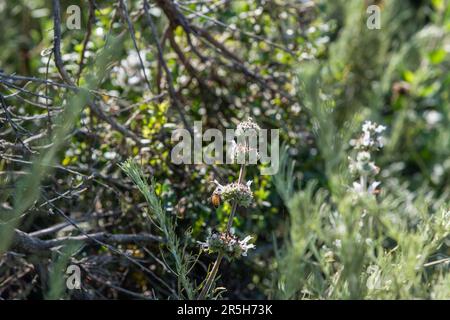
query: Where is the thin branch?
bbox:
[51,0,143,144]
[76,0,96,84]
[143,0,192,134]
[11,229,163,254]
[52,0,74,84]
[119,0,152,91]
[179,3,296,55]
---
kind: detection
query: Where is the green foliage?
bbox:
[275,143,450,299]
[45,243,82,300]
[273,0,450,297]
[119,159,195,299]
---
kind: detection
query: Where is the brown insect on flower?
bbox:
[211,192,221,208]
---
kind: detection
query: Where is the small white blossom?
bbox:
[238,236,256,256]
[349,121,386,196]
[355,121,386,151]
[424,110,442,127]
[352,181,381,195]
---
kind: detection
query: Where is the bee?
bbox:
[211,193,221,208]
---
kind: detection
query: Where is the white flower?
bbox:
[362,121,385,134]
[362,131,371,147]
[375,125,386,133]
[350,120,385,196]
[368,181,381,194]
[424,110,442,127]
[356,121,386,151]
[361,121,373,132]
[352,181,380,195]
[239,236,255,256]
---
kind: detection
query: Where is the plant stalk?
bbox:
[198,164,246,299]
[226,165,246,233]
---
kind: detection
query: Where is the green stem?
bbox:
[198,252,223,299]
[226,165,246,233]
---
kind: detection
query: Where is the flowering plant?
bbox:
[198,118,260,299]
[349,121,386,195]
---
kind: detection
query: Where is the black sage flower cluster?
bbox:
[202,231,255,259]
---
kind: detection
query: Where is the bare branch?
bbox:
[11,229,163,254]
